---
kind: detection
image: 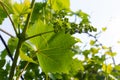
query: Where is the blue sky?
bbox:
[0,0,120,64]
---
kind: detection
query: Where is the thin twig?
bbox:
[0,1,17,36]
[84,32,103,46]
[25,30,54,40]
[85,32,116,66]
[17,62,29,80]
[0,28,15,38]
[109,47,116,65]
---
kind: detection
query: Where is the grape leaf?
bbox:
[0,69,8,79]
[7,37,18,54]
[90,40,95,45]
[102,27,107,32]
[20,50,37,64]
[114,65,120,71]
[0,38,18,59]
[12,0,31,15]
[0,59,5,68]
[105,51,117,57]
[0,4,7,24]
[47,0,70,11]
[27,20,76,73]
[31,2,45,24]
[102,64,112,74]
[0,0,13,24]
[70,58,84,75]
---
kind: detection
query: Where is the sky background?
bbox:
[0,0,120,64]
[70,0,120,64]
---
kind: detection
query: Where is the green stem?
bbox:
[9,1,35,79]
[25,30,54,40]
[46,73,49,80]
[8,39,23,80]
[0,1,17,36]
[16,62,29,80]
[22,0,35,35]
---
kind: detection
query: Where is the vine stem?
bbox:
[16,62,29,80]
[22,0,35,35]
[8,39,23,80]
[0,34,24,80]
[8,0,35,79]
[0,1,17,36]
[25,30,54,40]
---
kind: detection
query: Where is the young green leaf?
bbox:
[90,40,95,45]
[91,48,100,54]
[114,65,120,71]
[27,20,76,73]
[102,27,107,32]
[0,5,7,24]
[12,0,31,15]
[48,0,70,11]
[0,0,13,24]
[105,51,117,57]
[70,58,84,75]
[102,64,112,74]
[0,59,5,68]
[20,50,37,64]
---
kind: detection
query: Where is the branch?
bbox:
[9,0,36,79]
[22,0,35,35]
[84,32,103,46]
[25,30,54,40]
[0,28,15,38]
[109,47,116,66]
[9,40,23,80]
[17,62,29,80]
[0,1,17,36]
[84,32,116,66]
[0,34,13,61]
[0,34,24,80]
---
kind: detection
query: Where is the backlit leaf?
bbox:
[13,0,31,15]
[0,0,14,24]
[76,10,89,19]
[102,27,107,32]
[20,50,37,64]
[48,0,70,11]
[105,51,117,57]
[75,37,82,43]
[102,46,109,49]
[114,65,120,71]
[0,8,7,24]
[102,64,112,74]
[90,40,95,45]
[27,20,76,73]
[91,48,100,54]
[31,2,44,23]
[70,58,84,74]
